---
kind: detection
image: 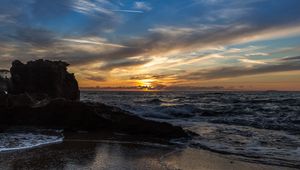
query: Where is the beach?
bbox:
[1,0,300,169]
[1,91,300,169]
[0,139,297,170]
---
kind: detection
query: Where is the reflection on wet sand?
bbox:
[0,140,297,170]
[0,141,172,170]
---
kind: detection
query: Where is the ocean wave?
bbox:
[0,129,63,152]
[80,91,300,167]
[188,123,300,168]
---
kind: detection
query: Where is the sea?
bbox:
[1,91,300,168]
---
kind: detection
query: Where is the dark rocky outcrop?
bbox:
[9,60,79,101]
[0,78,7,93]
[0,59,191,140]
[0,70,9,93]
[0,98,189,139]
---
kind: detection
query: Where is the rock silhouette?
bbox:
[0,70,9,93]
[0,60,191,140]
[0,99,189,139]
[9,60,79,101]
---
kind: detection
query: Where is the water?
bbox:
[1,91,299,168]
[81,91,300,167]
[0,128,63,152]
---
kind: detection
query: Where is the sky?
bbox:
[0,0,300,91]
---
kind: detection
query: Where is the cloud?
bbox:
[86,23,300,69]
[0,14,15,24]
[81,85,227,91]
[2,23,300,72]
[99,57,151,70]
[238,58,266,65]
[164,85,226,91]
[199,0,265,6]
[61,37,128,48]
[86,75,106,82]
[245,52,269,56]
[281,56,300,61]
[200,0,222,4]
[71,0,148,15]
[134,2,152,11]
[181,56,300,80]
[72,0,115,16]
[130,74,170,80]
[206,8,252,22]
[112,9,143,13]
[1,0,300,76]
[148,26,196,36]
[12,27,57,47]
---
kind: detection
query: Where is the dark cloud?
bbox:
[38,23,279,68]
[281,56,300,61]
[0,0,120,39]
[0,69,10,73]
[1,22,298,72]
[130,74,170,80]
[181,58,300,80]
[81,86,142,90]
[80,85,227,91]
[99,58,151,70]
[1,0,300,74]
[12,27,57,47]
[1,22,299,72]
[164,86,226,91]
[86,75,106,82]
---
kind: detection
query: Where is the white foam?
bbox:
[0,132,64,152]
[189,122,300,166]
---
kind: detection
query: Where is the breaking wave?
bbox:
[81,91,300,167]
[0,129,63,152]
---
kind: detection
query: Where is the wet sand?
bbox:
[0,139,297,170]
[163,148,298,170]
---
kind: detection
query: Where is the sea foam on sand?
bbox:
[0,130,63,152]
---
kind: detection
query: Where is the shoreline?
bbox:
[0,139,297,170]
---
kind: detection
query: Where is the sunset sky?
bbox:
[0,0,300,91]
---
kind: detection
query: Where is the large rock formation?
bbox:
[0,98,189,139]
[0,78,8,94]
[0,69,10,93]
[9,60,79,101]
[0,60,191,140]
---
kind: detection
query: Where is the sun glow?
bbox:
[137,79,155,91]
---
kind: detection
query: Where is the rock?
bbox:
[7,93,35,107]
[0,59,191,140]
[0,75,9,94]
[0,91,6,95]
[9,60,79,101]
[0,94,8,107]
[0,99,189,139]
